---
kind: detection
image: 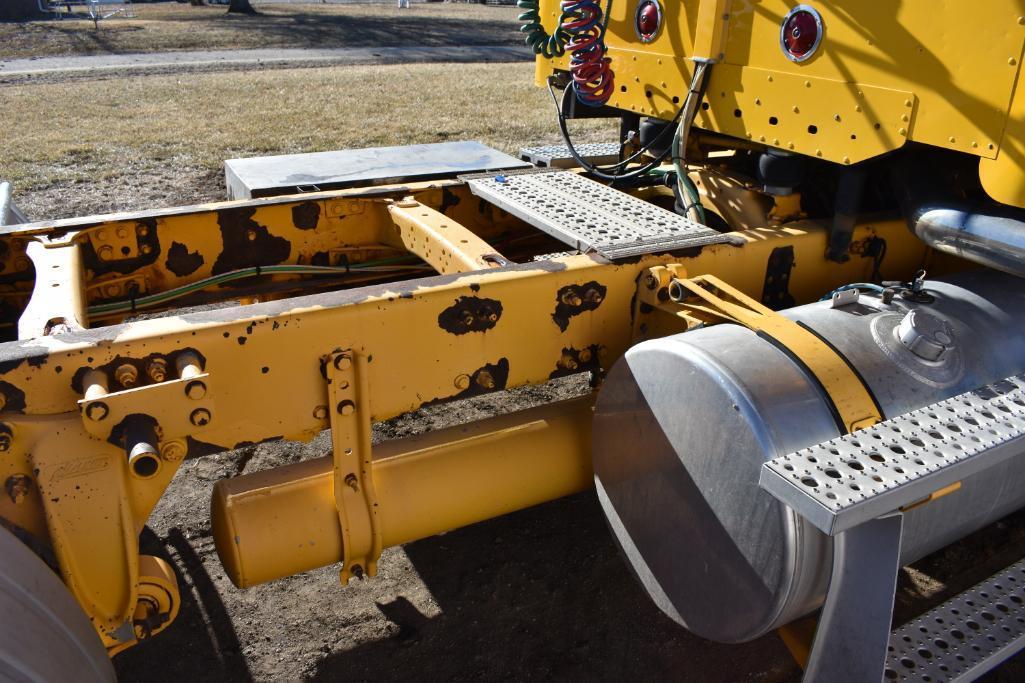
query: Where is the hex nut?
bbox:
[147,358,168,383]
[115,363,138,388]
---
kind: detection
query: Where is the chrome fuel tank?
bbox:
[593,271,1025,643]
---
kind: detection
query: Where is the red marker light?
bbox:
[634,0,662,43]
[780,5,823,62]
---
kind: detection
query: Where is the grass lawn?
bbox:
[1,61,614,219]
[0,3,523,59]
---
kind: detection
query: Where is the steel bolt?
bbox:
[344,473,359,492]
[159,440,186,462]
[86,401,109,421]
[98,245,115,261]
[645,274,659,290]
[189,408,212,426]
[0,433,10,452]
[5,474,31,505]
[141,244,152,255]
[246,229,257,241]
[185,380,207,400]
[578,348,593,363]
[561,291,583,307]
[136,224,149,237]
[334,354,352,372]
[116,227,129,239]
[337,400,355,416]
[115,363,138,388]
[560,354,578,371]
[476,370,495,390]
[454,374,470,390]
[313,405,328,420]
[584,288,604,304]
[146,358,168,383]
[460,310,474,326]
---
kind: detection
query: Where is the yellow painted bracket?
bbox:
[671,274,882,433]
[78,372,214,442]
[326,349,383,585]
[692,0,732,63]
[386,199,506,275]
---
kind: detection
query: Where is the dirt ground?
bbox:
[5,4,1025,681]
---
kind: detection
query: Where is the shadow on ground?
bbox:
[309,492,798,681]
[115,492,799,682]
[2,8,522,59]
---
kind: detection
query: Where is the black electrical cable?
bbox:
[547,77,684,182]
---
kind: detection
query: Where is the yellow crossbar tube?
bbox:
[212,396,594,588]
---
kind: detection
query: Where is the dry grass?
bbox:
[0,3,523,59]
[2,61,614,219]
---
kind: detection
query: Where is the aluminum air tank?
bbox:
[593,270,1025,644]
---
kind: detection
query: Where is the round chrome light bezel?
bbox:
[634,0,663,44]
[779,4,824,63]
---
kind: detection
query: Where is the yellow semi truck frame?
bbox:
[5,0,1025,679]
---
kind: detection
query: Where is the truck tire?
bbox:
[0,526,114,683]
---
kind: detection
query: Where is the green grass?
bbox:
[0,3,524,59]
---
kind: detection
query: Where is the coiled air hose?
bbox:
[519,0,614,105]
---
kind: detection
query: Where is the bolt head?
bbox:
[98,245,115,261]
[334,354,353,372]
[454,374,471,390]
[0,434,10,452]
[313,405,328,420]
[476,370,495,390]
[337,400,356,416]
[159,440,186,462]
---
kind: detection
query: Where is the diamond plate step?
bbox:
[519,142,622,168]
[461,169,730,260]
[760,375,1025,535]
[886,558,1025,682]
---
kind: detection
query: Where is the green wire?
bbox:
[89,256,424,316]
[518,0,571,58]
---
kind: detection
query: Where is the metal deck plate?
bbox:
[461,169,729,260]
[886,558,1025,681]
[760,375,1025,535]
[519,143,622,168]
[224,141,531,200]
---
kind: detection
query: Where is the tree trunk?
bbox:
[227,0,258,14]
